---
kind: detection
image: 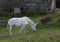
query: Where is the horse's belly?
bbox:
[15,20,28,26]
[15,22,22,26]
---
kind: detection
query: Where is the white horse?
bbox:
[7,16,36,36]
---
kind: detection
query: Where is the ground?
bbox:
[0,9,60,42]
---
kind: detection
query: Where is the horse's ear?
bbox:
[34,23,36,26]
[35,24,36,26]
[36,22,38,25]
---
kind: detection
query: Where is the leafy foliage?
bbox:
[0,9,60,42]
[21,8,49,16]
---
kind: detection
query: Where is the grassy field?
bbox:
[0,9,60,42]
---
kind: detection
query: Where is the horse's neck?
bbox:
[23,17,34,25]
[28,19,34,25]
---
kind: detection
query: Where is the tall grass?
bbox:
[0,8,60,42]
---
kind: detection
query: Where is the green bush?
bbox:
[33,8,49,16]
[36,15,53,29]
[40,15,53,24]
[21,8,49,16]
[55,18,60,25]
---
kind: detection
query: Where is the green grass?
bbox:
[0,27,60,42]
[0,8,60,42]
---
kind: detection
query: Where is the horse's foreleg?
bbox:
[9,25,12,36]
[19,25,26,35]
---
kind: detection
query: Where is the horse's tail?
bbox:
[7,23,9,30]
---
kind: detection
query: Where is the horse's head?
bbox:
[31,23,36,31]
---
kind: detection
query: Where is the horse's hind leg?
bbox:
[9,25,12,36]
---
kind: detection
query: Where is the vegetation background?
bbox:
[0,8,60,42]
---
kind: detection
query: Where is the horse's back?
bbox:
[23,16,31,19]
[8,17,30,26]
[22,16,32,21]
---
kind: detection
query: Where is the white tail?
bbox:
[7,23,9,30]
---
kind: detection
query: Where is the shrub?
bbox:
[40,15,53,24]
[21,8,49,16]
[36,15,53,29]
[33,8,49,16]
[55,18,60,25]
